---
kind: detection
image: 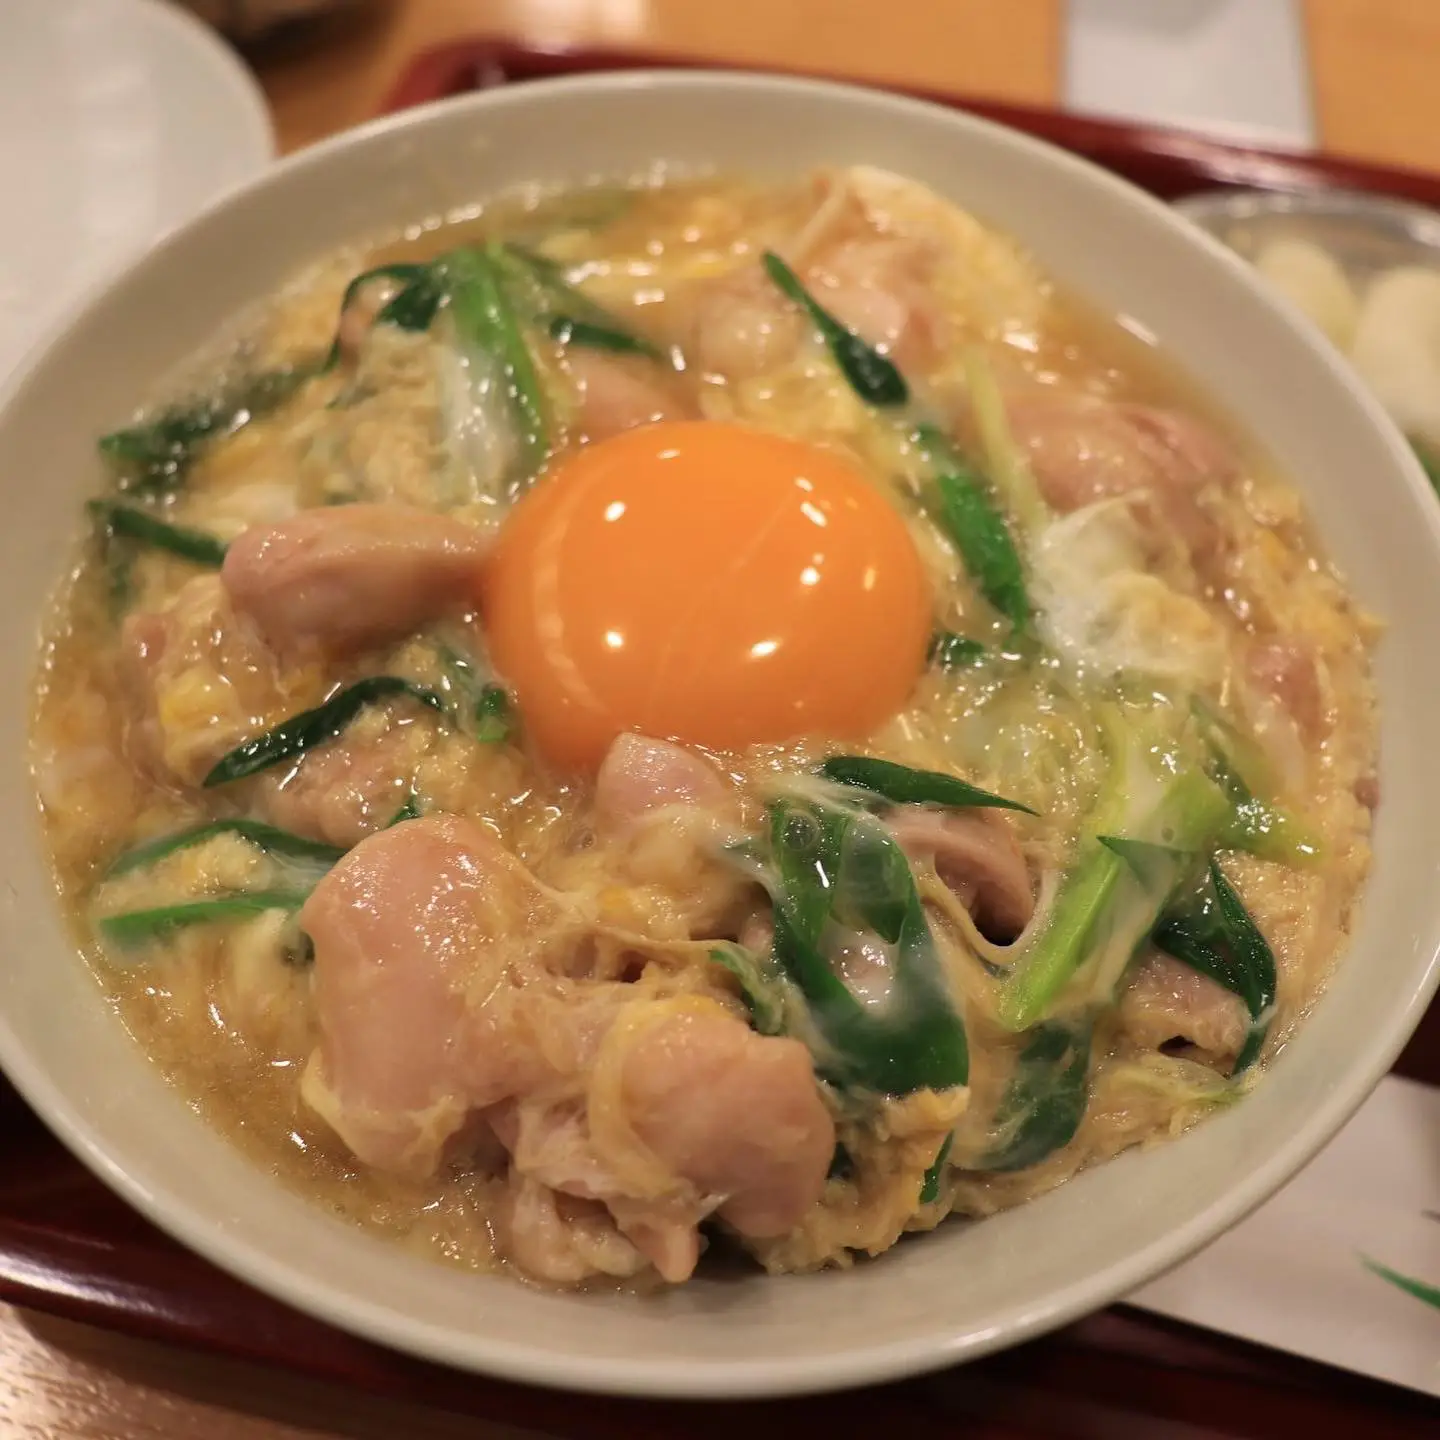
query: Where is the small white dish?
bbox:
[0,0,274,384]
[0,71,1438,1400]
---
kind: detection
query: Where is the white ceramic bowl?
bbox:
[2,72,1439,1400]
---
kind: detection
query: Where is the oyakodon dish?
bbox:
[31,166,1378,1288]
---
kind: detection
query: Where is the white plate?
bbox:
[0,0,274,384]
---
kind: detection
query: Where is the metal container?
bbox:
[1175,188,1440,281]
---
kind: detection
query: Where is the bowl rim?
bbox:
[2,66,1438,1400]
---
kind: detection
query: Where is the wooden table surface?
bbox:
[6,1,1440,1435]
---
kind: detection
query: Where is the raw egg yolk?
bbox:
[482,420,932,772]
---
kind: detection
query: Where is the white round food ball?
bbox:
[1350,266,1440,450]
[1253,237,1360,352]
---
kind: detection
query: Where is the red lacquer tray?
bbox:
[3,39,1438,1439]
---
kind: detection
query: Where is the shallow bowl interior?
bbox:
[0,72,1438,1399]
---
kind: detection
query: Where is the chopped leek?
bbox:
[203,677,443,787]
[998,711,1231,1032]
[963,350,1049,536]
[100,364,317,493]
[436,643,515,743]
[919,1133,953,1204]
[97,890,309,947]
[761,251,908,407]
[1192,699,1320,865]
[915,424,1030,629]
[929,631,985,669]
[444,246,550,481]
[764,795,968,1096]
[981,1021,1091,1171]
[322,262,442,369]
[474,684,513,743]
[88,501,228,569]
[492,244,664,361]
[106,819,344,877]
[1153,859,1277,1073]
[386,791,423,827]
[547,315,660,357]
[818,755,1035,815]
[708,942,787,1037]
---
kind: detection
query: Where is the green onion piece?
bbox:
[102,536,135,619]
[442,246,550,479]
[998,763,1230,1032]
[998,840,1123,1032]
[1190,697,1320,865]
[761,251,908,407]
[916,424,1030,630]
[97,890,310,947]
[376,270,445,333]
[1411,439,1440,496]
[100,364,317,493]
[1153,859,1277,1073]
[436,643,515,743]
[322,262,436,370]
[1219,794,1321,866]
[203,677,443,788]
[88,501,228,569]
[1363,1257,1440,1312]
[495,245,664,362]
[765,796,968,1095]
[106,819,345,878]
[708,943,786,1037]
[919,1133,953,1204]
[386,791,423,827]
[980,1021,1091,1172]
[929,631,985,669]
[962,350,1049,536]
[818,755,1036,815]
[547,315,662,359]
[474,683,514,743]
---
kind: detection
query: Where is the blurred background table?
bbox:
[4,1,1439,1436]
[252,0,1440,172]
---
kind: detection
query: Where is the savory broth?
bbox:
[30,167,1377,1286]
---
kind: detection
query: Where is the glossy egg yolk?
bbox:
[482,420,932,772]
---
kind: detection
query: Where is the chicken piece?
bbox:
[1120,953,1250,1065]
[259,722,420,848]
[221,503,487,660]
[490,1095,708,1283]
[589,733,747,939]
[498,1175,647,1285]
[804,235,945,372]
[885,807,1034,942]
[299,814,557,1178]
[681,262,806,381]
[301,814,831,1284]
[1245,637,1327,738]
[492,997,833,1282]
[1005,394,1237,516]
[619,1001,835,1239]
[837,166,1049,339]
[1005,394,1237,578]
[119,575,293,785]
[593,733,729,831]
[564,348,692,442]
